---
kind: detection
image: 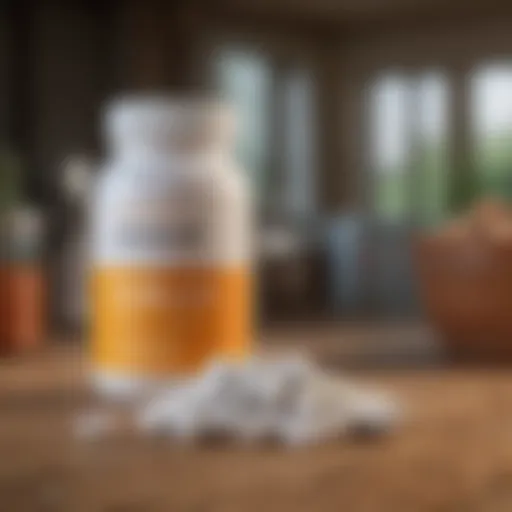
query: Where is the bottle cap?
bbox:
[104,95,236,153]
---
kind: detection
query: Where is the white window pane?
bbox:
[214,49,271,196]
[416,72,449,222]
[472,64,512,197]
[282,68,316,219]
[370,74,410,222]
[369,71,449,223]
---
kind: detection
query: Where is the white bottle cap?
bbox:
[103,95,236,153]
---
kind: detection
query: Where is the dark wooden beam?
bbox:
[204,0,512,43]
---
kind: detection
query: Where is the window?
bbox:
[472,64,512,198]
[282,67,316,219]
[213,47,316,219]
[416,73,450,222]
[214,48,272,198]
[370,74,410,222]
[369,71,449,224]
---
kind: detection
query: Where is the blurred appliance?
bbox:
[258,225,328,324]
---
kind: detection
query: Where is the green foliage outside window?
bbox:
[376,135,512,224]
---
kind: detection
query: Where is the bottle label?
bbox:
[92,266,250,374]
[91,175,251,375]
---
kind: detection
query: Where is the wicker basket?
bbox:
[414,230,512,361]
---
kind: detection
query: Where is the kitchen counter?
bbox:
[1,330,512,511]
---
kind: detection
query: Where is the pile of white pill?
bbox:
[134,354,401,446]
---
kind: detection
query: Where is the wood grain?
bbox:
[1,338,512,511]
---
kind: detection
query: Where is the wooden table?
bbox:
[2,332,512,511]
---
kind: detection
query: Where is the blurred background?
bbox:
[3,0,512,357]
[6,2,512,510]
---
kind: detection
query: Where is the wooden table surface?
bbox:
[2,333,512,511]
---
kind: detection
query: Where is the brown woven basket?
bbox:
[414,231,512,361]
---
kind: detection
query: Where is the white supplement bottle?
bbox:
[90,97,252,398]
